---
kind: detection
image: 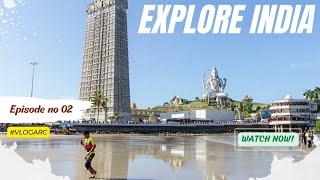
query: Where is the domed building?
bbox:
[242,95,253,103]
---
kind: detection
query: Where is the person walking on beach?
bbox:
[306,131,312,148]
[81,131,97,178]
[311,131,315,147]
[302,130,307,146]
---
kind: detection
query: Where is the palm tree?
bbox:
[304,90,313,100]
[101,99,108,121]
[303,90,308,99]
[230,103,237,111]
[314,90,319,99]
[314,87,320,99]
[90,89,103,122]
[131,103,137,110]
[108,114,123,123]
[256,105,261,112]
[149,113,156,121]
[239,103,244,112]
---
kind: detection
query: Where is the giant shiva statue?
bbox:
[202,67,228,105]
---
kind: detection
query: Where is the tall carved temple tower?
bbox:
[80,0,131,121]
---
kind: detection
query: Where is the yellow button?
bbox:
[7,127,50,139]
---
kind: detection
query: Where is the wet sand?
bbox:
[0,134,310,180]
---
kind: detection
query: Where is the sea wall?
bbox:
[69,123,270,134]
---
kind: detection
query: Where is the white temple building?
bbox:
[269,95,318,131]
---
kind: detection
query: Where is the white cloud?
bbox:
[0,141,70,180]
[0,9,3,16]
[289,60,320,70]
[3,0,16,9]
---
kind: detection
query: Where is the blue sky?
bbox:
[0,0,319,108]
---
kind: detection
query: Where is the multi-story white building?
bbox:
[270,95,317,130]
[79,0,131,122]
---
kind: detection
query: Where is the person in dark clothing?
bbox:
[302,131,307,146]
[311,131,315,147]
[306,131,312,148]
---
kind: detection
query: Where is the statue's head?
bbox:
[94,0,102,4]
[211,67,219,79]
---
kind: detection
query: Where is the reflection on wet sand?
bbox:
[0,135,307,180]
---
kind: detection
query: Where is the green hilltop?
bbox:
[150,97,269,115]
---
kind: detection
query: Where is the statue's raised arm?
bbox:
[222,78,227,92]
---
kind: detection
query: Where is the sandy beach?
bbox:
[0,134,311,180]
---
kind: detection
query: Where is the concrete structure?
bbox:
[67,123,269,134]
[160,110,234,122]
[242,95,253,103]
[270,95,318,131]
[79,0,131,122]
